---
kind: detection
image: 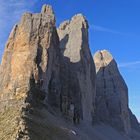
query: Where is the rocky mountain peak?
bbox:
[94,50,114,72]
[58,13,89,63]
[94,50,131,135]
[0,4,60,139]
[95,50,113,61]
[0,4,140,140]
[41,4,54,15]
[41,4,55,25]
[58,14,96,122]
[71,14,88,27]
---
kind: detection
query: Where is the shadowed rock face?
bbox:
[57,14,96,122]
[129,109,140,133]
[0,5,61,139]
[94,50,131,134]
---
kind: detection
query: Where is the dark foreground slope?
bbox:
[1,102,140,140]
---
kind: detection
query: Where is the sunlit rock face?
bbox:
[94,50,131,134]
[0,5,61,139]
[57,14,96,122]
[0,5,60,107]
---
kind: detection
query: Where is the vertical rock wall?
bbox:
[0,4,139,140]
[0,5,60,108]
[0,5,61,139]
[94,50,131,134]
[57,14,96,122]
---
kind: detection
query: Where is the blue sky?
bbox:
[0,0,140,121]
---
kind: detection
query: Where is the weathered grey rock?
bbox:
[57,14,96,122]
[93,50,131,134]
[0,5,61,139]
[129,109,140,132]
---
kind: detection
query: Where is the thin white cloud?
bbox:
[0,0,38,53]
[90,24,139,38]
[118,61,140,68]
[8,2,28,7]
[91,25,122,35]
[0,0,38,24]
[0,0,37,25]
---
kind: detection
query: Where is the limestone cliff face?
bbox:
[0,5,61,139]
[0,5,96,140]
[93,50,131,134]
[0,4,140,140]
[57,14,96,122]
[0,5,60,107]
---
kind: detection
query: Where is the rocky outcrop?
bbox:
[57,14,96,122]
[93,50,131,135]
[0,4,61,139]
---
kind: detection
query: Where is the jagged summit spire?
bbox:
[58,14,88,32]
[41,4,55,25]
[41,4,54,15]
[57,12,96,122]
[0,4,60,139]
[94,50,113,63]
[94,50,114,72]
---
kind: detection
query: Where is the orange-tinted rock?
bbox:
[0,5,61,139]
[0,5,60,106]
